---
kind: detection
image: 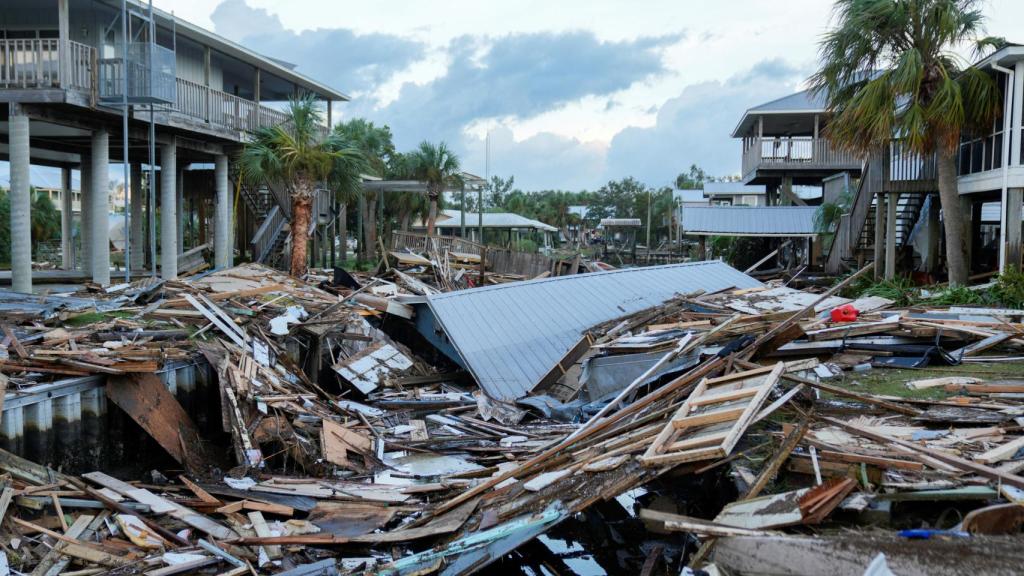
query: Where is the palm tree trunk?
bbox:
[339,202,348,266]
[937,148,968,285]
[427,192,438,236]
[290,190,313,278]
[400,211,410,232]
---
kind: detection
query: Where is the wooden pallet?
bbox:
[640,363,784,467]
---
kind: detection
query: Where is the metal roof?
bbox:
[419,261,762,401]
[703,182,767,196]
[431,210,558,232]
[680,206,819,237]
[599,218,643,227]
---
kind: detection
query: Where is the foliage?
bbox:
[675,164,708,190]
[239,95,365,275]
[410,141,461,234]
[928,285,985,306]
[0,187,64,265]
[707,236,766,270]
[992,270,1024,309]
[513,238,539,253]
[484,175,515,209]
[857,276,919,307]
[809,0,1003,157]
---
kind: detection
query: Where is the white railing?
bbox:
[742,136,862,177]
[251,204,287,263]
[0,38,93,91]
[173,77,328,138]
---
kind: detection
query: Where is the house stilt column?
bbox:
[1007,188,1023,272]
[130,163,144,272]
[60,166,73,270]
[9,107,32,294]
[90,129,110,286]
[160,140,178,280]
[214,154,230,269]
[80,154,91,273]
[873,192,885,280]
[885,192,897,280]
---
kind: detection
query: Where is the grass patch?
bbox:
[822,360,1024,401]
[64,310,135,327]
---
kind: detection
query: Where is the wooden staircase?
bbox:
[244,183,333,271]
[824,142,938,274]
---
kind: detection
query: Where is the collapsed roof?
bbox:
[411,261,762,401]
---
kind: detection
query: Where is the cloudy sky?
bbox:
[7,0,1024,192]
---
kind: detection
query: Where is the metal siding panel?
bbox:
[424,261,761,401]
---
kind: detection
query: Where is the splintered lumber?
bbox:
[976,436,1024,465]
[742,262,875,359]
[639,509,774,537]
[105,374,207,473]
[83,471,238,540]
[735,359,921,417]
[12,517,130,568]
[820,416,1024,489]
[433,354,728,516]
[640,363,783,467]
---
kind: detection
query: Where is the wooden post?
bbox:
[204,46,211,122]
[58,0,69,87]
[1007,188,1023,272]
[885,192,898,279]
[873,193,885,279]
[698,236,706,261]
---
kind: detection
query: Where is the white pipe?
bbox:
[992,62,1014,273]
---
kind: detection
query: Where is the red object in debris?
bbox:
[830,304,859,323]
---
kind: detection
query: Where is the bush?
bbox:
[513,238,538,253]
[859,276,920,307]
[929,285,986,306]
[993,270,1024,309]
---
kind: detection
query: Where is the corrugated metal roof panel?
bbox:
[681,206,819,236]
[421,261,762,401]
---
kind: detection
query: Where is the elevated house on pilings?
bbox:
[736,45,1024,282]
[1,0,347,292]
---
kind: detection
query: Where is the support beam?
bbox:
[214,155,230,269]
[129,163,144,272]
[873,192,885,280]
[60,166,73,270]
[885,192,898,280]
[176,167,185,254]
[58,0,69,87]
[1013,62,1023,167]
[90,130,110,286]
[9,108,32,294]
[160,140,178,280]
[1007,188,1023,272]
[80,155,91,273]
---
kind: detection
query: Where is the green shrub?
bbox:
[929,285,986,306]
[993,270,1024,309]
[858,276,920,307]
[513,238,538,253]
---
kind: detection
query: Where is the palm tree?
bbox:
[239,95,364,277]
[809,0,1003,285]
[334,119,393,264]
[410,142,461,236]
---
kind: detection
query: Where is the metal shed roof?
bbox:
[419,261,762,401]
[681,206,819,237]
[433,210,558,232]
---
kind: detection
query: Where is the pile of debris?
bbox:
[1,261,1024,575]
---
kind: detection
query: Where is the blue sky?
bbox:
[7,0,1024,192]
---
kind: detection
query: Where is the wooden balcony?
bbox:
[0,38,93,92]
[0,38,328,140]
[741,136,863,183]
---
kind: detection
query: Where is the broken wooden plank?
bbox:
[105,374,207,473]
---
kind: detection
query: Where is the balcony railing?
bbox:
[741,136,863,179]
[98,42,176,104]
[0,37,328,139]
[173,77,326,138]
[0,38,93,91]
